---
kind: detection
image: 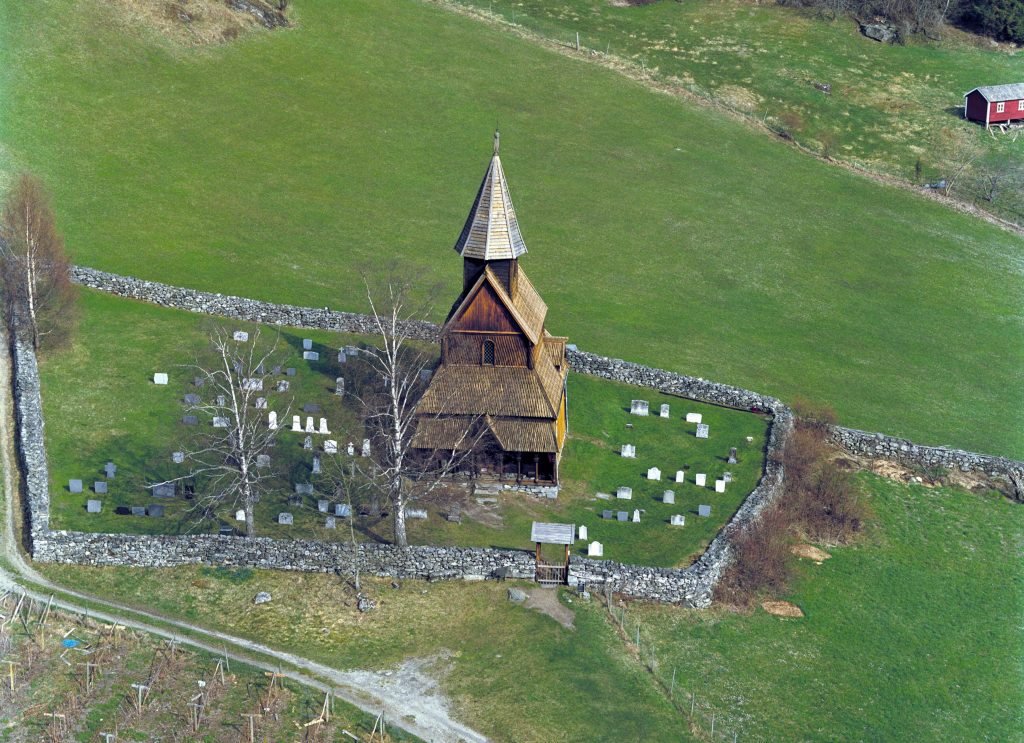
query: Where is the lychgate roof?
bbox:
[453,133,528,261]
[968,83,1024,102]
[531,521,575,545]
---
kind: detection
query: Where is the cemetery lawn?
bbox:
[40,290,768,567]
[629,475,1024,741]
[33,570,695,743]
[2,0,1023,460]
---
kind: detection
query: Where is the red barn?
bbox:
[964,83,1024,128]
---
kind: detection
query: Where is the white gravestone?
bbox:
[660,403,670,418]
[324,440,338,454]
[698,504,712,517]
[630,400,650,416]
[646,467,661,481]
[303,351,320,361]
[268,411,278,430]
[696,423,710,439]
[723,472,733,483]
[587,541,604,557]
[616,486,633,500]
[578,524,588,541]
[213,417,229,428]
[337,350,347,364]
[153,373,169,385]
[715,479,726,493]
[632,509,641,523]
[663,490,675,504]
[361,439,371,457]
[233,331,249,342]
[670,514,686,526]
[318,418,330,435]
[277,380,289,392]
[235,509,246,522]
[302,339,313,350]
[278,512,293,525]
[685,412,702,424]
[242,378,263,392]
[405,508,428,519]
[695,473,707,487]
[255,397,267,409]
[620,444,636,459]
[291,415,302,432]
[675,470,685,483]
[305,416,315,433]
[172,451,185,464]
[335,377,344,396]
[347,442,355,456]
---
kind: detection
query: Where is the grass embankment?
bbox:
[39,474,1024,741]
[1,0,1022,458]
[452,0,1024,220]
[40,290,768,567]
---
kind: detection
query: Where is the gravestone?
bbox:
[620,444,636,458]
[94,481,108,494]
[172,451,185,464]
[587,541,604,557]
[696,424,710,439]
[130,506,146,516]
[660,403,670,418]
[685,412,702,424]
[272,365,282,375]
[405,508,428,519]
[153,373,169,385]
[675,470,685,483]
[361,439,371,457]
[219,524,233,536]
[87,500,102,513]
[728,447,738,464]
[233,330,249,342]
[213,417,229,428]
[303,351,320,361]
[318,499,329,513]
[646,467,661,481]
[305,416,315,433]
[324,440,338,454]
[325,516,337,529]
[69,479,83,494]
[255,397,267,409]
[698,504,711,517]
[663,490,675,504]
[268,411,278,430]
[616,486,632,500]
[235,509,246,521]
[578,524,588,541]
[303,338,313,350]
[343,345,359,357]
[670,514,685,526]
[303,403,321,413]
[216,395,226,406]
[182,415,198,426]
[312,455,321,474]
[723,471,733,483]
[335,377,345,396]
[602,510,613,519]
[242,378,263,392]
[616,511,629,522]
[303,436,313,450]
[632,509,641,523]
[695,473,707,487]
[278,512,294,525]
[104,462,116,478]
[715,479,726,493]
[294,483,314,495]
[318,418,330,434]
[596,492,611,500]
[346,442,355,456]
[152,483,175,498]
[292,415,302,432]
[286,368,296,377]
[337,350,347,364]
[277,380,290,392]
[147,504,165,518]
[257,454,270,467]
[334,503,351,517]
[184,393,201,405]
[193,376,205,388]
[630,400,650,416]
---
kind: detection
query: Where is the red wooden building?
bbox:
[964,83,1024,128]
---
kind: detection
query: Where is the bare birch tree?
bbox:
[170,326,290,537]
[0,173,76,350]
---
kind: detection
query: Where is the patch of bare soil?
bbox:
[461,498,504,528]
[761,600,804,618]
[524,587,576,629]
[791,543,832,562]
[106,0,286,46]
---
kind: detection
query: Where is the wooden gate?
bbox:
[535,562,567,586]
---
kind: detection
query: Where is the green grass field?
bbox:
[1,0,1022,459]
[454,0,1024,219]
[39,474,1023,741]
[39,289,769,567]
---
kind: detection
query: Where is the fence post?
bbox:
[576,31,580,51]
[670,668,675,700]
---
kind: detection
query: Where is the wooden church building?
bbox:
[412,134,569,484]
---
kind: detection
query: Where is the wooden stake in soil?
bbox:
[241,712,262,743]
[5,660,19,692]
[130,682,150,713]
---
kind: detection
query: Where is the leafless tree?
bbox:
[169,326,291,537]
[0,173,76,351]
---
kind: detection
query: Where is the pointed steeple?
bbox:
[453,132,528,261]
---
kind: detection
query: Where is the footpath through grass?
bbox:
[1,0,1022,458]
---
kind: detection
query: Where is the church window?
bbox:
[482,339,496,365]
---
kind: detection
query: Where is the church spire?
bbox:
[453,133,527,261]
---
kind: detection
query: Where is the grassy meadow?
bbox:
[0,0,1022,459]
[39,474,1024,742]
[39,289,768,567]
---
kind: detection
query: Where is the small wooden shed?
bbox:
[964,83,1024,128]
[531,521,574,585]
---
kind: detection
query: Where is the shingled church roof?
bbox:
[453,132,528,261]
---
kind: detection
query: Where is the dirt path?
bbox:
[0,341,487,743]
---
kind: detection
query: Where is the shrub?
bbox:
[716,504,794,606]
[958,0,1024,42]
